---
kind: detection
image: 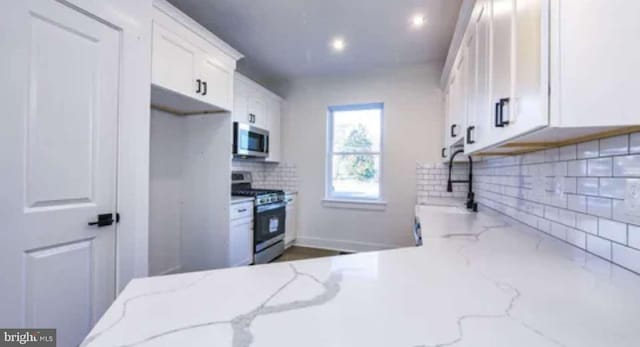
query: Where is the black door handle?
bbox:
[451,124,458,138]
[466,126,476,144]
[499,98,510,126]
[88,213,115,227]
[495,102,503,127]
[441,147,447,158]
[202,81,208,96]
[196,79,202,94]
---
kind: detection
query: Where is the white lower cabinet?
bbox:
[284,193,298,247]
[229,201,254,267]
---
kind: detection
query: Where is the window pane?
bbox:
[332,108,381,153]
[332,154,380,198]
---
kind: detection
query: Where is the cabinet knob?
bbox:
[202,81,208,96]
[196,79,202,94]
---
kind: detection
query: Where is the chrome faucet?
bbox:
[446,149,478,212]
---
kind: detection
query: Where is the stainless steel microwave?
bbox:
[233,122,269,158]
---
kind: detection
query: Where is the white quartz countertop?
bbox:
[83,204,640,347]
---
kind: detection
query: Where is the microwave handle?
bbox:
[265,135,270,154]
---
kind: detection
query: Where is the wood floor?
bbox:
[272,246,351,263]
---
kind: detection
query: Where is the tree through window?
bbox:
[327,103,383,200]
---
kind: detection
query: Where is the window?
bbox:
[326,103,383,202]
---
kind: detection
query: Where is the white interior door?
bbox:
[0,1,120,346]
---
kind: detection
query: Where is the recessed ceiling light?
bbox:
[331,37,346,52]
[411,14,426,28]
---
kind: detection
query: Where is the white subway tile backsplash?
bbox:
[599,178,627,199]
[628,225,640,250]
[559,145,577,161]
[598,218,628,244]
[577,177,599,195]
[576,213,598,235]
[566,228,586,248]
[567,195,587,213]
[567,160,587,177]
[424,134,640,273]
[613,155,640,177]
[612,244,640,273]
[578,140,599,159]
[630,133,640,154]
[545,148,560,162]
[587,157,613,177]
[612,199,640,227]
[587,235,612,260]
[232,161,300,192]
[587,197,612,218]
[599,135,629,157]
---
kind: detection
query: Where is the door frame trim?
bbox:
[66,0,152,292]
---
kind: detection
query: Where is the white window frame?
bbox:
[325,102,385,207]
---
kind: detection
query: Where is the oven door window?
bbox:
[255,205,285,245]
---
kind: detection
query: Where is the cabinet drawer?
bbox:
[230,202,253,220]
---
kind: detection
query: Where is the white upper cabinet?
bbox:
[465,0,491,152]
[233,73,284,162]
[151,0,242,115]
[551,0,640,127]
[447,56,466,146]
[152,23,198,99]
[266,97,282,163]
[444,0,640,154]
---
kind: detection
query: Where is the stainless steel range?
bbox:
[231,171,286,264]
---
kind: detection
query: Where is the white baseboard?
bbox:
[294,236,399,253]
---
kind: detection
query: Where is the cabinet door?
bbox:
[233,77,250,124]
[464,29,478,151]
[553,0,640,127]
[152,23,198,98]
[197,50,234,112]
[508,0,548,136]
[266,98,282,162]
[284,196,297,246]
[465,0,492,153]
[248,90,268,129]
[229,218,253,267]
[448,57,465,145]
[490,0,514,143]
[442,88,451,162]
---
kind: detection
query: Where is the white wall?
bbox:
[150,109,185,276]
[277,63,444,250]
[149,109,232,275]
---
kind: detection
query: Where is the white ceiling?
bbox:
[169,0,462,84]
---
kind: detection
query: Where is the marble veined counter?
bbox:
[82,204,640,347]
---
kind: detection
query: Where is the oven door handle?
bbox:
[256,202,286,213]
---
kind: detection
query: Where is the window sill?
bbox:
[322,198,387,211]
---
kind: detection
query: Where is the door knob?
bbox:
[88,213,118,227]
